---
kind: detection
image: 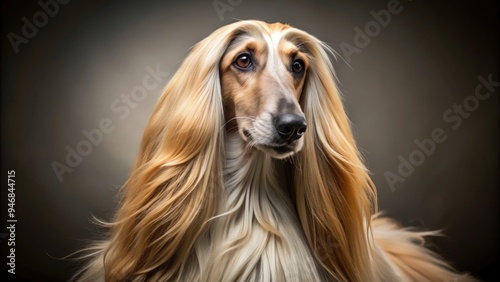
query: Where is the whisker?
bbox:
[219,116,256,131]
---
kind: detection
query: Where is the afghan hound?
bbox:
[75,20,474,282]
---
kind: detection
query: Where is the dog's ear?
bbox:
[101,23,245,281]
[290,31,377,281]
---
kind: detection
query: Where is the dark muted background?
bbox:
[1,0,498,281]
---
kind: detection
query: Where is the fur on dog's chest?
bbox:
[192,134,325,281]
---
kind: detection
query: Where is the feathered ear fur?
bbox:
[287,30,377,282]
[98,23,248,281]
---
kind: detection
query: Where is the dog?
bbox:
[75,20,474,281]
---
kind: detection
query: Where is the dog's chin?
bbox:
[257,144,299,159]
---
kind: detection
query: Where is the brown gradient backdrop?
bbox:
[1,0,498,281]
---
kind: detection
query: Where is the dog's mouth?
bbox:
[242,129,301,159]
[263,144,294,154]
[262,142,301,159]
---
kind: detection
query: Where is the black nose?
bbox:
[274,114,307,142]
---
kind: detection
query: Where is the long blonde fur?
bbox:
[75,20,473,282]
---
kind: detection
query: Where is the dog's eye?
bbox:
[234,53,252,69]
[291,59,304,74]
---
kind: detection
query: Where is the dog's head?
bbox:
[220,23,308,159]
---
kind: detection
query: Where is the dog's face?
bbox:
[220,26,308,159]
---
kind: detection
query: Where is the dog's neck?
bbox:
[223,132,286,207]
[188,132,328,281]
